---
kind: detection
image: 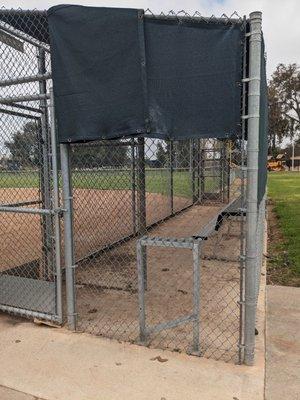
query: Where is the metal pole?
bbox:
[137,137,146,235]
[169,140,174,215]
[190,139,197,203]
[192,241,201,353]
[220,141,225,202]
[37,48,52,280]
[238,16,248,365]
[60,143,77,330]
[0,21,50,53]
[131,139,137,235]
[199,141,204,203]
[137,240,146,343]
[244,11,262,366]
[196,139,201,202]
[0,72,52,87]
[0,93,50,105]
[49,88,63,323]
[256,194,265,301]
[226,142,231,202]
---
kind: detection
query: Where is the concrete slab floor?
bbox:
[0,308,265,400]
[265,285,300,400]
[0,262,266,400]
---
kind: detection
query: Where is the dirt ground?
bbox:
[0,188,41,271]
[75,203,241,363]
[0,188,190,271]
[0,187,241,362]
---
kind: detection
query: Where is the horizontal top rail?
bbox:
[0,8,247,25]
[0,73,52,87]
[0,93,50,105]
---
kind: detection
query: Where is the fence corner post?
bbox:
[60,142,77,331]
[244,10,262,366]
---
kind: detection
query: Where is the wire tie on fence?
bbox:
[69,264,77,269]
[242,77,260,83]
[241,114,259,119]
[237,300,245,305]
[68,312,78,317]
[53,208,65,215]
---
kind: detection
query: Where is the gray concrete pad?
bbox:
[266,285,300,400]
[0,302,265,400]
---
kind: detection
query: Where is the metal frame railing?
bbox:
[0,7,267,365]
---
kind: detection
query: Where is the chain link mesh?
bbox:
[0,9,59,320]
[0,8,266,365]
[70,137,244,362]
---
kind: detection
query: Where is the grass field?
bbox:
[0,169,194,198]
[268,171,300,285]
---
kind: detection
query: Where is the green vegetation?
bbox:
[268,171,300,286]
[0,169,193,198]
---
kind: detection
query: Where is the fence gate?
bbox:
[0,108,62,322]
[0,21,62,322]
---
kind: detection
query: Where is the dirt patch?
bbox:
[0,188,41,271]
[267,203,300,286]
[0,188,190,272]
[0,187,242,362]
[76,204,242,363]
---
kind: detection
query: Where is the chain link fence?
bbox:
[0,9,62,321]
[0,8,267,365]
[66,136,243,362]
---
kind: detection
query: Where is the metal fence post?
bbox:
[131,138,137,234]
[244,11,262,366]
[169,140,174,215]
[238,16,248,364]
[190,139,197,203]
[137,137,146,235]
[137,240,146,342]
[49,88,62,323]
[192,241,201,353]
[60,142,77,330]
[37,48,52,279]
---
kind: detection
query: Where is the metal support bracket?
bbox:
[137,236,202,353]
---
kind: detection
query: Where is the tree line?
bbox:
[3,62,299,168]
[268,63,300,156]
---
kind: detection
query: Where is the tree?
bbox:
[156,141,167,167]
[268,63,300,155]
[4,121,40,167]
[71,141,129,168]
[174,140,190,168]
[268,84,290,156]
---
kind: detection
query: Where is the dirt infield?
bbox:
[72,188,191,261]
[0,188,190,270]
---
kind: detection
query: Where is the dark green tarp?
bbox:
[47,5,244,143]
[258,38,268,203]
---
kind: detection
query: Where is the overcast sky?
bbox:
[1,0,300,77]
